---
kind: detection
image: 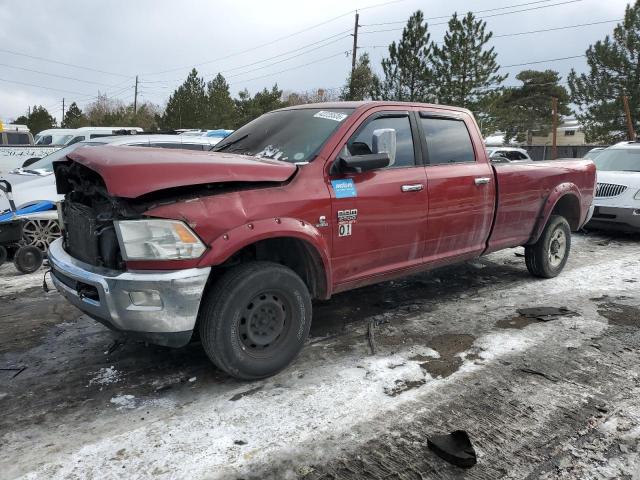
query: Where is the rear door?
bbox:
[417,112,496,263]
[329,110,428,285]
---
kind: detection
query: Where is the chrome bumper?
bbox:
[47,238,210,347]
[588,205,640,232]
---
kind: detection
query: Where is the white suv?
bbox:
[587,141,640,232]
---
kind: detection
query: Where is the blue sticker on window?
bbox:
[331,179,357,198]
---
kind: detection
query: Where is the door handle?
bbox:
[401,184,424,192]
[474,177,491,185]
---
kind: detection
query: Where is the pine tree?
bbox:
[433,12,506,111]
[62,102,86,128]
[380,10,433,101]
[569,1,640,143]
[341,53,380,101]
[233,84,284,128]
[493,70,571,143]
[206,73,236,128]
[26,105,56,134]
[161,68,207,129]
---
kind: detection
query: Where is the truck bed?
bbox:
[487,159,596,253]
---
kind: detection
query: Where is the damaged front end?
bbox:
[48,160,211,347]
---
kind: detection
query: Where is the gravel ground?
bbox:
[0,231,639,479]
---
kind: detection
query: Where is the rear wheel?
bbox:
[199,261,312,380]
[525,215,571,278]
[13,246,43,274]
[0,245,7,267]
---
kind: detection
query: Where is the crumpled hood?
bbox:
[63,145,297,198]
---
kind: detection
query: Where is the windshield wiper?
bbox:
[211,134,249,152]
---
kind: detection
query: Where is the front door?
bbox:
[328,111,428,285]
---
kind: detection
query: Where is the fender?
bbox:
[197,216,333,294]
[528,182,581,244]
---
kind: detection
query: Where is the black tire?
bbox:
[13,246,43,274]
[0,245,7,267]
[525,215,571,278]
[199,261,312,380]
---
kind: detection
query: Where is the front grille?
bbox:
[595,183,627,198]
[64,202,101,265]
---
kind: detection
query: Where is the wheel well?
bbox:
[551,194,581,230]
[215,237,328,299]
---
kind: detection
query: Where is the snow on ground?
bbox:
[1,233,640,479]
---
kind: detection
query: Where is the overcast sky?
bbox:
[0,0,631,124]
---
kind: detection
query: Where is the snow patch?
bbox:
[109,395,136,410]
[88,366,121,387]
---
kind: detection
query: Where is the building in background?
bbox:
[530,118,587,146]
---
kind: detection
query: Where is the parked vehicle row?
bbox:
[46,101,597,380]
[0,126,143,173]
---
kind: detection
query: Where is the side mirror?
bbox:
[334,152,391,173]
[22,157,41,168]
[372,128,397,166]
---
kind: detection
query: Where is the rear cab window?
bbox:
[419,115,476,165]
[6,132,31,145]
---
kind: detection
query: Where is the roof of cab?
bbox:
[275,101,473,116]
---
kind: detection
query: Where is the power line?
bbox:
[144,0,408,76]
[360,0,585,34]
[493,18,620,38]
[0,48,132,78]
[362,0,558,26]
[360,18,621,50]
[149,30,353,86]
[0,62,123,87]
[224,38,351,80]
[501,54,585,68]
[228,51,349,86]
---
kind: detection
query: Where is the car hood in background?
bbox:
[63,145,297,198]
[596,170,640,188]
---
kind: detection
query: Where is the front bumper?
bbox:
[587,205,640,232]
[48,238,211,347]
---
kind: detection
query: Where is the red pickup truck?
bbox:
[49,102,596,379]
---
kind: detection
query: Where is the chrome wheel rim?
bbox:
[548,228,567,268]
[21,219,61,251]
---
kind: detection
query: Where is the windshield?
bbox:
[593,148,640,172]
[34,134,74,145]
[27,141,106,172]
[584,149,604,160]
[212,108,354,162]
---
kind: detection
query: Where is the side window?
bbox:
[67,136,85,146]
[420,116,475,165]
[6,132,30,145]
[150,142,183,149]
[347,115,415,168]
[180,143,205,151]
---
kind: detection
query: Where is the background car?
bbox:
[584,147,606,160]
[486,147,532,162]
[587,141,640,232]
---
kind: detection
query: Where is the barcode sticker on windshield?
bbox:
[314,111,348,122]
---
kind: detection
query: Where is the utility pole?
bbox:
[623,95,636,141]
[551,97,558,160]
[351,12,359,76]
[61,98,65,127]
[134,75,139,115]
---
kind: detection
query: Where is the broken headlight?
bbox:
[114,219,206,261]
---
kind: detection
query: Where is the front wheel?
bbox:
[199,261,312,380]
[525,215,571,278]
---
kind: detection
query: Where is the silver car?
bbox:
[587,141,640,232]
